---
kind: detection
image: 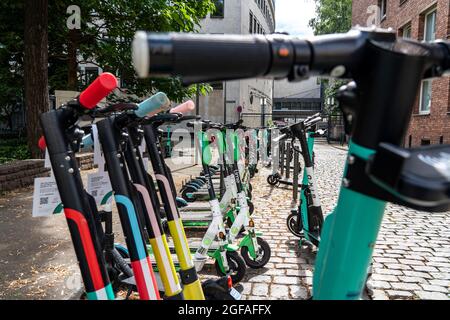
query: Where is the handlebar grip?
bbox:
[78,73,118,109]
[169,100,195,115]
[135,92,170,118]
[304,116,322,127]
[133,32,277,83]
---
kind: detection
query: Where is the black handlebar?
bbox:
[133,29,450,85]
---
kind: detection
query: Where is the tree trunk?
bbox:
[67,29,79,90]
[24,0,49,159]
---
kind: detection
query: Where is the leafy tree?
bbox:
[0,2,25,131]
[309,0,352,115]
[47,0,215,101]
[309,0,352,36]
[0,1,216,159]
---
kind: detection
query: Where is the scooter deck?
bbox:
[180,203,212,211]
[180,211,213,221]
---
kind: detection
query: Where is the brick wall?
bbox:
[0,153,94,192]
[352,0,450,147]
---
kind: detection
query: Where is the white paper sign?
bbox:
[32,177,63,217]
[87,171,113,206]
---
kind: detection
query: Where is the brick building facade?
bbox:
[352,0,450,147]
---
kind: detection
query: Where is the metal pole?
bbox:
[223,81,227,124]
[195,84,200,116]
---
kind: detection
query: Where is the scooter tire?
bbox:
[214,251,247,284]
[240,237,271,269]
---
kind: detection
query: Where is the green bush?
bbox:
[0,138,30,164]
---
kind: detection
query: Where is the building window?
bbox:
[419,80,432,114]
[378,0,387,20]
[249,12,253,33]
[417,8,436,115]
[424,9,437,42]
[81,67,99,86]
[401,23,412,39]
[211,0,224,18]
[211,82,224,90]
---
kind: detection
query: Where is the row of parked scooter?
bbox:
[37,73,272,300]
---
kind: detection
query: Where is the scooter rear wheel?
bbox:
[287,212,303,238]
[214,251,246,284]
[267,175,279,186]
[181,186,198,202]
[240,237,271,269]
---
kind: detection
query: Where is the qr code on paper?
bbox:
[40,197,49,205]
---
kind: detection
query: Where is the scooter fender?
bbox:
[238,235,257,258]
[225,244,240,252]
[211,245,239,273]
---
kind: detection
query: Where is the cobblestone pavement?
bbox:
[236,142,449,300]
[0,143,448,300]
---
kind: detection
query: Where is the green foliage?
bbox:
[1,0,216,119]
[48,0,216,101]
[308,0,353,36]
[0,138,30,164]
[308,0,352,115]
[322,79,348,115]
[0,2,24,128]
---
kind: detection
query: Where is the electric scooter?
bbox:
[39,73,119,300]
[141,114,247,284]
[281,115,324,247]
[133,28,450,300]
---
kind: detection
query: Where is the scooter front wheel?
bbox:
[286,212,303,238]
[267,175,279,186]
[214,251,246,284]
[240,237,271,269]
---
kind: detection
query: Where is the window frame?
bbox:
[211,0,225,19]
[379,0,387,21]
[423,8,437,42]
[419,80,432,115]
[401,22,412,39]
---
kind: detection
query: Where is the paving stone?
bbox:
[414,291,450,300]
[402,270,433,279]
[386,290,414,299]
[248,275,272,283]
[390,282,421,291]
[264,269,286,276]
[384,263,412,270]
[397,276,428,283]
[289,285,309,299]
[286,269,313,277]
[411,265,439,273]
[273,276,300,285]
[428,279,450,287]
[371,274,399,282]
[270,284,290,299]
[252,283,269,296]
[371,290,389,300]
[420,284,449,293]
[241,282,252,295]
[374,268,404,276]
[373,257,398,264]
[367,280,391,290]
